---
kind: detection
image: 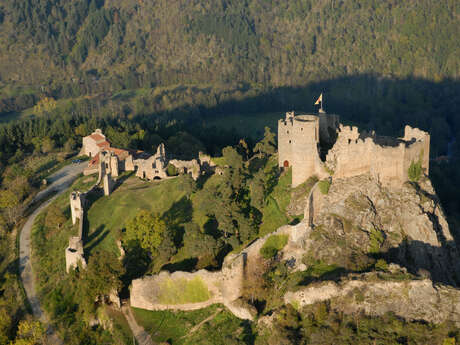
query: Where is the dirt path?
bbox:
[122,304,154,345]
[19,162,86,344]
[185,308,222,337]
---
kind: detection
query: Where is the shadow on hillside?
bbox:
[85,225,109,257]
[296,238,460,288]
[380,239,460,287]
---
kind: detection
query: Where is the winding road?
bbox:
[19,162,86,343]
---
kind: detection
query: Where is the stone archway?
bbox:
[283,160,289,168]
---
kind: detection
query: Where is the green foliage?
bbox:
[259,166,291,236]
[260,234,289,259]
[375,259,389,272]
[258,306,460,345]
[443,337,456,345]
[167,163,179,176]
[318,179,330,195]
[133,305,254,344]
[368,228,385,254]
[253,127,276,156]
[408,158,423,182]
[125,210,166,255]
[156,277,211,305]
[44,204,66,229]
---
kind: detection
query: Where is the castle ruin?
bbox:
[81,130,215,182]
[67,191,87,272]
[278,111,430,187]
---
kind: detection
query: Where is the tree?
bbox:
[10,319,46,345]
[253,127,276,156]
[125,210,166,255]
[63,138,76,152]
[79,250,125,316]
[45,204,66,229]
[41,137,55,153]
[0,190,21,224]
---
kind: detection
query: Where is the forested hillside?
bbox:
[0,0,458,101]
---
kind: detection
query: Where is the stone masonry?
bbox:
[278,111,430,187]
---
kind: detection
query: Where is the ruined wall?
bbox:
[169,159,201,180]
[130,221,310,320]
[325,124,430,186]
[66,237,86,273]
[318,113,339,146]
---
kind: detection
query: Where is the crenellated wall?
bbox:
[279,111,430,188]
[325,124,429,187]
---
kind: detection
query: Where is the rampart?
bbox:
[325,124,430,187]
[278,111,430,188]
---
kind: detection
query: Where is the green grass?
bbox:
[132,305,253,345]
[260,234,289,259]
[156,276,211,304]
[85,175,192,256]
[104,306,134,344]
[318,179,331,194]
[259,168,292,236]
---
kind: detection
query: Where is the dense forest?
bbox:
[0,0,458,343]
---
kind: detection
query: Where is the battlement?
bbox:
[278,111,430,187]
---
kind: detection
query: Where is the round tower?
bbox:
[291,115,321,187]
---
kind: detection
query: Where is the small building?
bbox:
[82,129,110,157]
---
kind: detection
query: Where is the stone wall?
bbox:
[279,112,430,188]
[130,221,311,320]
[325,124,429,187]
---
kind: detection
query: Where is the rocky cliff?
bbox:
[305,174,460,285]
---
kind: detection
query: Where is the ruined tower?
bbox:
[70,191,84,226]
[278,112,333,187]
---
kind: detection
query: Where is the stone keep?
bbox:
[278,112,330,187]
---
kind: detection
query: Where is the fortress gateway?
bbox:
[278,111,430,187]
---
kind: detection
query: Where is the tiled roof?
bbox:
[96,141,111,148]
[89,133,106,142]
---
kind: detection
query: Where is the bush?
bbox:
[166,163,178,176]
[408,159,422,182]
[260,234,289,259]
[375,259,388,271]
[318,180,330,195]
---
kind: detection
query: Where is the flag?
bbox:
[314,93,323,105]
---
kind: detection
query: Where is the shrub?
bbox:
[375,259,388,271]
[368,228,385,254]
[318,180,330,195]
[408,159,422,182]
[260,234,289,259]
[166,163,178,176]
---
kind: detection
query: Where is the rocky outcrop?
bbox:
[285,272,460,326]
[304,174,460,284]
